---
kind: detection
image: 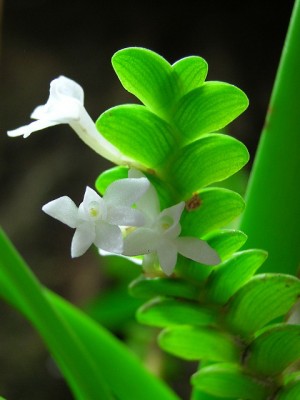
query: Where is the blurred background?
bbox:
[0,0,296,398]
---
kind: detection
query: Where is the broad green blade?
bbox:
[191,363,269,400]
[246,324,300,376]
[276,381,300,400]
[225,274,300,337]
[0,229,180,400]
[172,56,208,96]
[159,326,240,362]
[180,188,245,237]
[136,297,216,328]
[97,105,175,169]
[95,166,129,194]
[171,134,249,198]
[112,47,179,118]
[129,275,199,301]
[173,82,249,143]
[206,249,268,304]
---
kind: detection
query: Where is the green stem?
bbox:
[239,0,300,275]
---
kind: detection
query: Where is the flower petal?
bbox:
[123,228,160,256]
[71,222,95,257]
[31,98,82,122]
[7,119,59,138]
[107,207,145,227]
[157,241,178,275]
[94,221,123,253]
[175,237,221,265]
[104,177,150,207]
[42,196,78,228]
[82,186,102,205]
[50,76,84,103]
[160,201,185,226]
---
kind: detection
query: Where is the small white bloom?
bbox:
[123,169,221,275]
[7,76,134,166]
[42,176,150,257]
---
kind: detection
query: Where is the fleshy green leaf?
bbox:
[276,381,300,400]
[205,250,268,304]
[173,82,249,143]
[172,56,208,96]
[129,275,199,301]
[136,297,216,328]
[225,274,300,337]
[159,326,240,361]
[181,188,245,237]
[95,166,129,194]
[246,324,300,376]
[191,363,270,400]
[112,47,179,117]
[170,134,249,198]
[97,105,176,169]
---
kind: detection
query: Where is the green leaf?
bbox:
[136,297,216,328]
[112,47,179,117]
[205,250,268,304]
[276,381,300,400]
[181,188,245,237]
[97,105,176,169]
[95,166,129,194]
[173,82,249,143]
[172,56,208,96]
[225,274,300,337]
[246,324,300,376]
[129,275,199,301]
[176,230,248,284]
[159,326,240,362]
[170,134,249,198]
[191,363,269,400]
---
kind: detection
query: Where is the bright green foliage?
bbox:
[277,381,300,400]
[172,56,208,96]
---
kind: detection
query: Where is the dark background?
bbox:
[0,0,296,398]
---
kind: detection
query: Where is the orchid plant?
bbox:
[1,1,300,399]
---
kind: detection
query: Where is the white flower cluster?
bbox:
[8,76,220,275]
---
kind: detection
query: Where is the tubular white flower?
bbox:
[42,176,150,257]
[123,169,221,275]
[7,76,135,166]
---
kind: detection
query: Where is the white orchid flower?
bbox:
[7,76,134,166]
[42,176,150,257]
[123,169,221,276]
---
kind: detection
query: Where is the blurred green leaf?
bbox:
[159,326,240,361]
[171,134,249,198]
[97,105,176,169]
[112,47,179,118]
[276,381,300,400]
[136,297,216,328]
[173,82,249,143]
[225,274,300,337]
[191,363,269,400]
[172,56,208,96]
[181,188,245,237]
[246,324,300,376]
[205,250,268,304]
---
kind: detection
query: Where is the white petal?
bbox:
[175,237,221,265]
[71,222,95,257]
[160,202,185,227]
[7,119,59,138]
[157,241,178,275]
[107,207,145,226]
[123,228,160,256]
[50,76,84,104]
[42,196,78,228]
[94,221,123,253]
[31,98,82,122]
[99,249,143,265]
[104,177,150,207]
[82,186,102,205]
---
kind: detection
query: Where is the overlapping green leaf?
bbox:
[191,363,269,400]
[172,56,208,96]
[246,324,300,376]
[276,381,300,400]
[112,47,179,117]
[136,297,216,327]
[181,188,245,237]
[170,134,249,198]
[97,105,176,169]
[225,274,300,337]
[95,166,129,194]
[205,250,268,304]
[129,275,199,301]
[173,82,249,143]
[159,326,240,361]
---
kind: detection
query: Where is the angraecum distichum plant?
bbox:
[1,1,300,399]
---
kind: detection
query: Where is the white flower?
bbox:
[42,176,150,257]
[7,76,134,166]
[123,169,221,275]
